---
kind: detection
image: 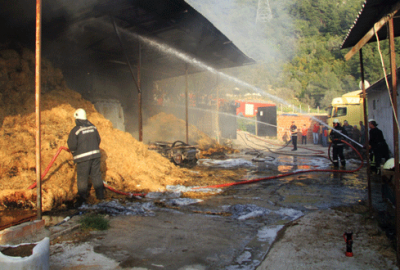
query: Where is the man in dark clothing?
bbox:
[290,121,298,151]
[359,121,365,146]
[343,120,353,149]
[321,125,329,147]
[352,125,361,150]
[330,119,347,168]
[368,119,390,174]
[68,108,104,204]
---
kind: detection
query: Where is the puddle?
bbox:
[222,204,303,221]
[198,158,255,168]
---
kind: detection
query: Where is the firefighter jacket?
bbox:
[330,125,347,146]
[67,119,101,163]
[369,127,387,150]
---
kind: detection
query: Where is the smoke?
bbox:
[185,0,296,63]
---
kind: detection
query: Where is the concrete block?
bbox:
[0,220,45,245]
[0,237,49,270]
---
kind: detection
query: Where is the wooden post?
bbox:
[138,42,143,142]
[185,64,189,144]
[389,18,400,264]
[216,75,220,142]
[35,0,42,220]
[359,49,372,213]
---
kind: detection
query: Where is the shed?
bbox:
[366,68,400,156]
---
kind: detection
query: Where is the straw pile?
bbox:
[0,47,195,211]
[0,46,246,211]
[143,112,216,146]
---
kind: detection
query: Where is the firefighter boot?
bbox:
[333,162,339,168]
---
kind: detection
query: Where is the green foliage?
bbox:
[79,214,110,231]
[162,0,400,110]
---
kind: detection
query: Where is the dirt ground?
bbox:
[44,132,398,270]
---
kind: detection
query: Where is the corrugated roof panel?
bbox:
[341,0,400,49]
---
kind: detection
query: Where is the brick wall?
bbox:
[277,114,328,142]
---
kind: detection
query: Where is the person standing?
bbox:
[330,119,347,168]
[343,120,353,146]
[68,108,104,205]
[290,121,298,151]
[312,122,319,145]
[301,124,308,145]
[359,121,365,146]
[352,125,361,148]
[368,119,390,174]
[321,125,329,147]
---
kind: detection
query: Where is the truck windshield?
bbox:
[333,107,347,117]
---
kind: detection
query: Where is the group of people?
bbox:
[289,119,390,173]
[291,122,331,149]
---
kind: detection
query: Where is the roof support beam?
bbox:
[345,10,397,61]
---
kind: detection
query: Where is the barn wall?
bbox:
[367,88,400,157]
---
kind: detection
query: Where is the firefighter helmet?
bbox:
[383,158,395,170]
[333,119,340,124]
[74,108,87,120]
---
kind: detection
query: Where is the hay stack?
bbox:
[0,47,191,211]
[143,112,216,147]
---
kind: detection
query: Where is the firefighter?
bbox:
[68,108,104,205]
[368,119,390,174]
[290,121,298,151]
[330,118,347,168]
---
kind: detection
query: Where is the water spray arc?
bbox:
[108,19,363,148]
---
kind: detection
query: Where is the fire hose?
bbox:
[27,146,146,198]
[246,133,327,157]
[193,139,363,190]
[27,140,363,197]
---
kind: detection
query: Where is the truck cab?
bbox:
[326,90,365,127]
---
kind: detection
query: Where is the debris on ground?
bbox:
[143,112,238,158]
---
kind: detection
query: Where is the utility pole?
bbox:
[256,0,273,23]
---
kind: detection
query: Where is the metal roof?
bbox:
[0,0,254,80]
[341,0,400,49]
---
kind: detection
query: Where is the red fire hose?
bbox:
[193,140,363,190]
[27,146,146,198]
[27,146,70,189]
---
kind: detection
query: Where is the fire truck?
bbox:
[236,101,275,117]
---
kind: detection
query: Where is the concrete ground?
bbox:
[36,132,399,269]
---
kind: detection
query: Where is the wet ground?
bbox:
[46,131,396,269]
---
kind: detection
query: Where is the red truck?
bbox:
[236,101,275,117]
